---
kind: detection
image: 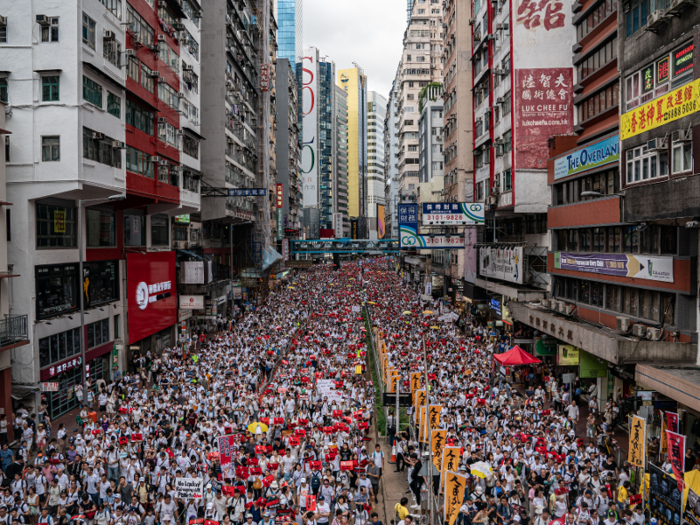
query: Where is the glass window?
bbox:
[42,136,60,161]
[99,0,122,19]
[87,318,110,349]
[36,200,76,248]
[0,78,7,103]
[124,211,146,246]
[86,208,116,247]
[36,264,79,319]
[151,214,169,246]
[83,128,121,168]
[82,13,95,49]
[140,63,155,93]
[107,92,121,118]
[126,147,154,178]
[42,76,60,101]
[39,327,81,369]
[127,56,140,83]
[661,226,677,254]
[82,76,103,108]
[126,99,154,136]
[672,142,692,173]
[84,260,119,307]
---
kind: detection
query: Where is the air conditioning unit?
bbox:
[0,16,7,27]
[158,34,166,42]
[647,136,668,151]
[486,194,498,206]
[151,156,161,163]
[171,166,182,173]
[91,131,104,140]
[177,92,185,98]
[173,240,186,249]
[563,304,574,315]
[183,64,193,72]
[103,30,115,40]
[496,96,505,104]
[125,49,135,57]
[647,326,663,341]
[496,23,509,30]
[632,324,647,337]
[646,10,668,30]
[617,316,631,332]
[175,23,186,31]
[149,70,162,78]
[158,117,167,123]
[469,18,476,25]
[486,34,497,41]
[667,0,695,15]
[159,159,169,166]
[36,15,50,26]
[672,128,692,142]
[474,32,482,42]
[111,140,125,149]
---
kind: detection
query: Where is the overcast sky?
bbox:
[302,0,407,100]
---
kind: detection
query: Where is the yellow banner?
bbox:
[429,405,442,430]
[441,447,462,493]
[661,415,668,455]
[355,365,362,375]
[628,415,646,468]
[432,430,447,472]
[414,389,427,422]
[444,471,468,525]
[419,406,427,442]
[389,372,400,393]
[620,78,700,140]
[410,372,421,394]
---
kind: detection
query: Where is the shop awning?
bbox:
[11,384,40,400]
[493,345,542,366]
[635,365,700,414]
[177,249,203,260]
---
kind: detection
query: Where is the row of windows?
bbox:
[576,0,616,41]
[83,127,122,168]
[126,99,154,136]
[555,225,678,255]
[577,37,617,81]
[554,168,619,206]
[127,56,155,94]
[625,141,691,184]
[553,276,675,325]
[577,81,619,122]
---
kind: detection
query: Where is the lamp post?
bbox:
[78,194,126,403]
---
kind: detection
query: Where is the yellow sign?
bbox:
[444,471,468,525]
[355,365,362,375]
[389,372,400,393]
[410,372,421,394]
[53,210,66,233]
[429,405,442,430]
[440,447,461,493]
[628,415,646,468]
[620,78,700,140]
[661,415,668,455]
[414,389,427,422]
[418,406,427,442]
[431,429,447,472]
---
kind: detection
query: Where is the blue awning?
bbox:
[176,249,203,260]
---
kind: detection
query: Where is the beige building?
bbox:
[396,0,444,200]
[442,0,474,288]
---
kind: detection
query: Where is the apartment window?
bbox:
[577,37,617,81]
[124,210,146,246]
[502,91,511,116]
[41,76,59,102]
[107,92,121,118]
[126,6,154,47]
[503,169,512,191]
[126,147,154,178]
[183,135,199,159]
[114,314,121,339]
[86,208,116,247]
[158,81,179,111]
[126,99,154,136]
[38,327,81,368]
[578,81,619,122]
[42,136,60,161]
[41,17,60,42]
[576,0,616,41]
[0,78,7,103]
[182,28,199,59]
[82,13,96,49]
[0,21,6,43]
[158,4,177,26]
[140,63,155,93]
[83,128,121,168]
[84,260,119,307]
[127,56,139,82]
[86,318,110,349]
[151,214,169,246]
[99,0,122,19]
[626,145,668,184]
[83,76,103,108]
[672,140,692,174]
[158,41,179,74]
[104,38,122,67]
[36,200,76,248]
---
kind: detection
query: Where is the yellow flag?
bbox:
[661,415,668,455]
[444,471,468,525]
[628,415,646,468]
[441,447,461,493]
[418,406,428,442]
[413,389,427,422]
[410,372,421,394]
[429,405,442,430]
[431,430,447,472]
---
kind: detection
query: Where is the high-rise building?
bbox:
[367,92,387,218]
[319,60,337,229]
[337,67,368,219]
[334,85,350,236]
[384,72,401,240]
[276,0,303,68]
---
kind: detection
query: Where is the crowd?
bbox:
[0,261,390,525]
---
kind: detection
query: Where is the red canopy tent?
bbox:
[493,345,542,366]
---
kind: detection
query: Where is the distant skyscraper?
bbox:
[367,91,386,218]
[277,0,303,67]
[407,0,414,23]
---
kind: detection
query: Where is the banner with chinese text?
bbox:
[666,430,686,493]
[444,472,468,525]
[628,415,646,468]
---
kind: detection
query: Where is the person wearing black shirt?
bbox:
[409,453,423,506]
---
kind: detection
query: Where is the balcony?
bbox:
[0,314,29,348]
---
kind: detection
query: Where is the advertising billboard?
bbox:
[127,252,177,344]
[377,204,386,239]
[479,246,524,284]
[464,226,478,284]
[554,135,619,180]
[422,203,485,225]
[179,295,204,310]
[302,47,319,207]
[554,252,674,283]
[181,261,205,284]
[512,0,576,170]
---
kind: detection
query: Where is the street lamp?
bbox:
[78,194,126,402]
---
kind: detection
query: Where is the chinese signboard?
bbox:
[444,472,468,525]
[479,246,524,284]
[351,219,358,239]
[431,430,447,472]
[422,203,485,225]
[40,382,59,392]
[620,78,700,140]
[302,47,319,207]
[464,226,478,284]
[276,183,283,208]
[54,210,66,233]
[282,239,289,261]
[554,252,674,283]
[260,63,270,92]
[377,204,386,239]
[174,214,191,223]
[673,42,693,78]
[41,356,82,381]
[515,68,574,169]
[628,415,646,468]
[557,344,580,366]
[440,447,461,494]
[666,430,685,493]
[400,203,465,249]
[179,295,204,310]
[554,135,619,180]
[227,188,266,196]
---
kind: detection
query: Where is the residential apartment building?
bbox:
[384,74,401,240]
[337,67,368,219]
[367,91,387,218]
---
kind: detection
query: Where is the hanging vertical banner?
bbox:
[665,430,686,493]
[217,435,237,479]
[649,463,682,525]
[661,416,668,455]
[666,411,679,433]
[418,406,428,442]
[431,430,447,472]
[410,372,421,394]
[628,415,646,468]
[302,47,319,207]
[429,405,442,431]
[440,447,461,494]
[260,64,270,92]
[444,472,468,525]
[413,389,427,421]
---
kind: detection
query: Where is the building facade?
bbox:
[367,91,387,218]
[384,73,401,240]
[334,85,350,236]
[276,0,303,68]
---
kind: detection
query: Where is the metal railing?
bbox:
[0,314,28,346]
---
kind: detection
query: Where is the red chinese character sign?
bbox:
[514,68,574,169]
[665,430,685,493]
[516,0,565,30]
[260,64,270,92]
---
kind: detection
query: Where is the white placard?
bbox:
[179,295,204,310]
[175,478,203,500]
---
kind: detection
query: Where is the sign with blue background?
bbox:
[554,135,619,180]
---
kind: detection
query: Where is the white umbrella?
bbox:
[470,461,494,479]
